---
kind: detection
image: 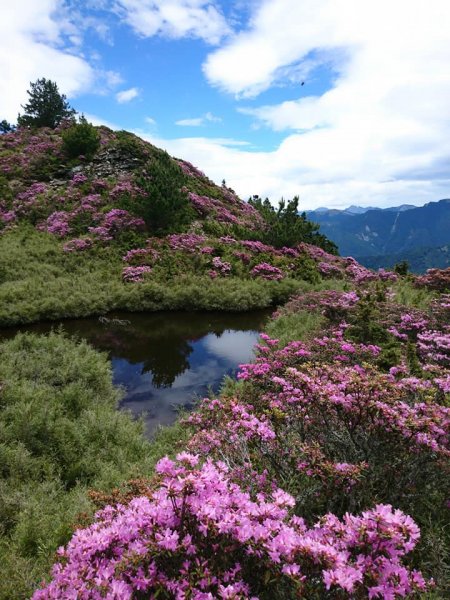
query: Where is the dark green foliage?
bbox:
[123,149,194,235]
[290,254,321,283]
[249,195,338,253]
[113,130,149,160]
[376,339,402,372]
[406,340,422,376]
[61,116,100,159]
[0,176,12,207]
[394,260,409,276]
[346,294,388,345]
[0,120,14,133]
[345,293,402,370]
[17,78,76,129]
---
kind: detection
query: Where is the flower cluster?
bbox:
[0,127,63,180]
[274,289,360,323]
[167,233,206,252]
[299,243,397,284]
[212,256,232,276]
[33,457,427,600]
[45,211,72,237]
[251,262,284,280]
[122,265,152,283]
[95,209,145,239]
[122,247,160,264]
[69,172,88,187]
[63,238,93,252]
[177,159,206,178]
[415,267,450,292]
[188,191,264,230]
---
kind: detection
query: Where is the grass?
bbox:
[265,309,325,346]
[264,279,347,345]
[0,331,188,599]
[391,277,436,309]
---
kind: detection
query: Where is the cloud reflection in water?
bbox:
[114,326,263,435]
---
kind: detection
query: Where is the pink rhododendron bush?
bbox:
[118,233,401,287]
[34,284,449,598]
[120,234,323,284]
[34,456,428,600]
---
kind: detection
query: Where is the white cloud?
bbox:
[0,0,95,122]
[175,111,221,126]
[203,331,259,364]
[83,113,121,129]
[196,0,450,207]
[145,116,156,125]
[137,129,449,210]
[116,87,140,103]
[113,0,231,44]
[176,117,204,127]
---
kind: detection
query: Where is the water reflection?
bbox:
[0,311,269,435]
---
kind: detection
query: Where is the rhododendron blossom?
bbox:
[33,458,428,600]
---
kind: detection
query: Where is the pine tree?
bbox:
[248,195,338,253]
[17,78,76,129]
[0,119,15,133]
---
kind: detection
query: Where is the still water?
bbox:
[0,311,270,435]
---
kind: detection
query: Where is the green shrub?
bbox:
[120,148,194,234]
[0,228,318,326]
[0,331,188,599]
[113,130,149,160]
[248,195,338,253]
[392,278,435,309]
[61,117,100,159]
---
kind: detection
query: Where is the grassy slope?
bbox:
[0,226,329,326]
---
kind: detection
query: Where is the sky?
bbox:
[1,0,450,210]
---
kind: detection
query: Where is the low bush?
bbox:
[61,116,100,159]
[0,331,187,599]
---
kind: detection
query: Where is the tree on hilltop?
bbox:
[249,195,338,253]
[17,78,76,129]
[0,119,15,134]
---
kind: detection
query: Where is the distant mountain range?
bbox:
[313,204,416,215]
[307,199,450,273]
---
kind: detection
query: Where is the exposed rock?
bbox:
[85,148,145,179]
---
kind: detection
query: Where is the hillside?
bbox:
[0,124,362,326]
[308,200,450,267]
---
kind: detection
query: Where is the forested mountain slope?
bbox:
[308,200,450,262]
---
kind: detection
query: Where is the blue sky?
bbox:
[1,1,450,209]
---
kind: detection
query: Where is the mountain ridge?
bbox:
[307,199,450,269]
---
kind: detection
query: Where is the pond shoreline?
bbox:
[0,308,271,435]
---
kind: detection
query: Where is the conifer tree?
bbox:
[0,119,14,133]
[17,78,76,129]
